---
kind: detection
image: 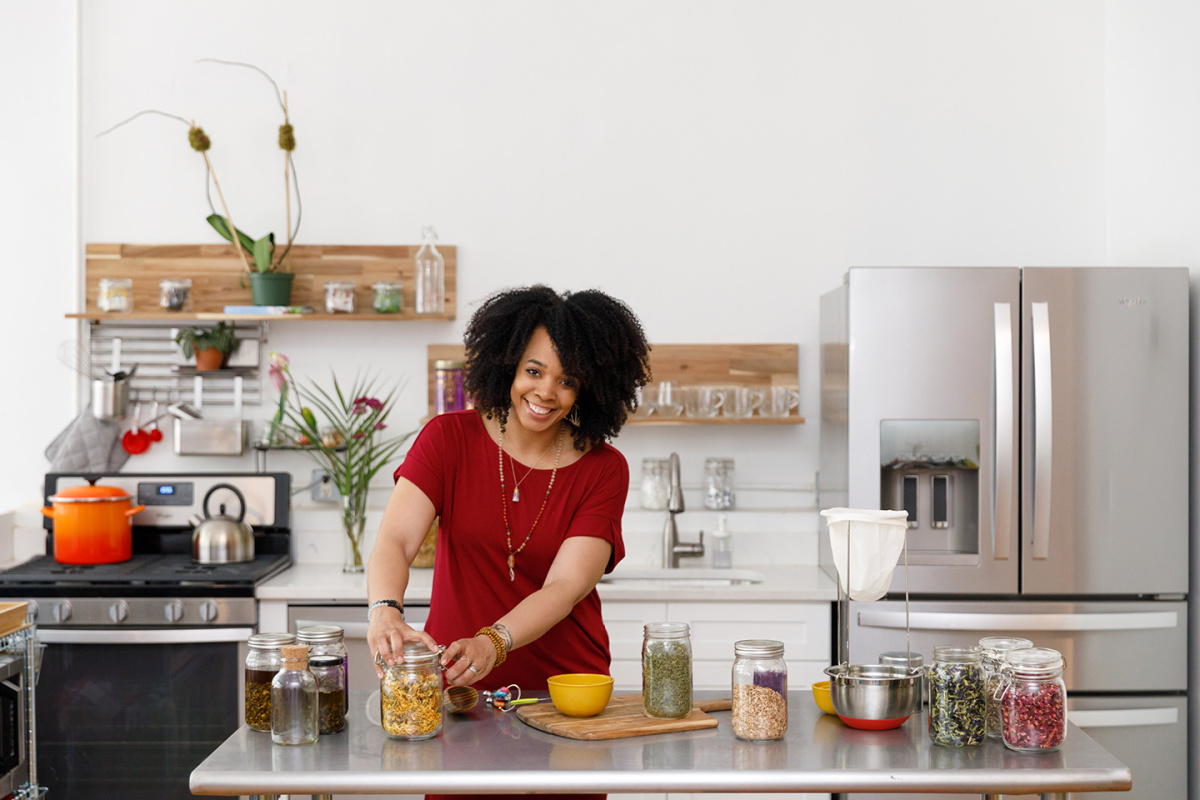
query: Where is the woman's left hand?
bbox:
[441,635,495,685]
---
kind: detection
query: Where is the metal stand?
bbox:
[0,622,45,799]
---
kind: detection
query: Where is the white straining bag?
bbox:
[820,508,909,602]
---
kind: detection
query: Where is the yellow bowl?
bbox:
[547,673,614,718]
[811,680,837,715]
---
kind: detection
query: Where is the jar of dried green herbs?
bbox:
[928,644,985,747]
[642,622,692,719]
[732,639,787,741]
[978,636,1032,737]
[245,632,296,732]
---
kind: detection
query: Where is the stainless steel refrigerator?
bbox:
[818,266,1189,800]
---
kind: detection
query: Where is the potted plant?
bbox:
[175,322,240,371]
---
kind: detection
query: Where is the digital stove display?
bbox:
[137,482,194,506]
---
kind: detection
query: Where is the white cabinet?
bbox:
[604,599,831,692]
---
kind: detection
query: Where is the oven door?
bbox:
[37,627,252,800]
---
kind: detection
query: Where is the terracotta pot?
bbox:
[194,347,225,371]
[41,484,144,564]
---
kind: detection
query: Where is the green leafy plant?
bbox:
[174,321,241,359]
[267,352,416,571]
[97,59,301,277]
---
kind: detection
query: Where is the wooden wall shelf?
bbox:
[425,343,803,425]
[76,243,457,321]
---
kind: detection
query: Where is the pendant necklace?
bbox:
[507,435,558,502]
[498,422,565,581]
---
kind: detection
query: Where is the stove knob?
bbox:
[164,600,185,624]
[52,600,72,624]
[108,601,129,624]
[198,600,219,623]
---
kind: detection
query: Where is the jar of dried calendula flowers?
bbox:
[381,642,444,740]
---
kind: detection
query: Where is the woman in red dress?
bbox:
[367,283,651,694]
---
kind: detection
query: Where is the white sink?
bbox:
[599,568,765,587]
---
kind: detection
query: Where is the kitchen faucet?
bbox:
[662,452,704,568]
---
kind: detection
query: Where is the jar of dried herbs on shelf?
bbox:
[381,642,443,740]
[244,632,296,732]
[929,644,985,747]
[642,622,692,719]
[732,639,787,741]
[159,278,192,311]
[979,636,1032,737]
[297,625,349,714]
[309,655,347,734]
[1000,647,1067,752]
[372,281,403,314]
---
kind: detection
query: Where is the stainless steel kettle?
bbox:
[192,483,255,564]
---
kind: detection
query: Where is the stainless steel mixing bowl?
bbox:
[824,663,921,725]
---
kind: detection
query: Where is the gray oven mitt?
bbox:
[45,404,131,472]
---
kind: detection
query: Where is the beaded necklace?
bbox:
[498,422,565,581]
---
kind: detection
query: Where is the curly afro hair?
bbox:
[463,285,652,451]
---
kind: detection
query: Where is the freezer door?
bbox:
[835,267,1020,595]
[847,599,1187,692]
[842,695,1186,800]
[1020,267,1189,595]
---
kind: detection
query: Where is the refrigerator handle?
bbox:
[855,609,1180,632]
[1069,707,1180,729]
[1031,301,1053,560]
[993,302,1014,560]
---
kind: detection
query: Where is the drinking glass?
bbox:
[631,385,655,418]
[684,386,724,418]
[759,387,800,418]
[655,381,683,417]
[721,386,764,419]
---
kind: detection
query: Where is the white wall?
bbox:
[6,0,1195,560]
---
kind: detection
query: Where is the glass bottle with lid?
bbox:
[642,622,692,719]
[703,457,735,510]
[929,645,985,747]
[732,639,787,741]
[414,225,445,315]
[979,636,1033,737]
[245,632,296,731]
[271,645,319,745]
[381,642,444,740]
[1000,647,1067,752]
[640,457,670,510]
[309,655,347,734]
[298,625,349,713]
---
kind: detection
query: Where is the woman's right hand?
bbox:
[367,609,441,679]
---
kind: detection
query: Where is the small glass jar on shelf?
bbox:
[640,457,670,510]
[434,360,466,414]
[372,281,403,314]
[98,278,133,312]
[703,457,736,510]
[324,281,356,313]
[159,278,192,311]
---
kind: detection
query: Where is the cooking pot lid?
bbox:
[50,485,132,503]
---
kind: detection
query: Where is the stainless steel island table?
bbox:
[190,691,1131,799]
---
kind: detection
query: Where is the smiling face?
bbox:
[508,326,579,435]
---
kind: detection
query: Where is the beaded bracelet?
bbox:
[367,599,404,623]
[476,626,508,666]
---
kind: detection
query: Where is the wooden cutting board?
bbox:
[516,694,731,740]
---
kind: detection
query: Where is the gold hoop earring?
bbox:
[566,406,581,427]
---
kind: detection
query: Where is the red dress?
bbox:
[394,409,627,691]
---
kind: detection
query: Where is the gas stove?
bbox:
[0,472,293,627]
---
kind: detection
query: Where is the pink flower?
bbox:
[352,432,366,440]
[374,422,387,430]
[267,352,290,393]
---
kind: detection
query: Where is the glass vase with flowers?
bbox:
[267,353,414,572]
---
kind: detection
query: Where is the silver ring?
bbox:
[468,664,480,674]
[374,652,386,667]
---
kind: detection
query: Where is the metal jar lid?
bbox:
[434,359,465,370]
[308,655,345,669]
[734,639,784,658]
[390,642,441,666]
[879,650,924,669]
[296,624,345,644]
[248,632,296,650]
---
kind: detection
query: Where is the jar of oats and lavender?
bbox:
[731,639,787,741]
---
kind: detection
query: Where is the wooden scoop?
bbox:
[445,685,480,714]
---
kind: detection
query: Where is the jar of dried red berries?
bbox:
[1000,647,1067,752]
